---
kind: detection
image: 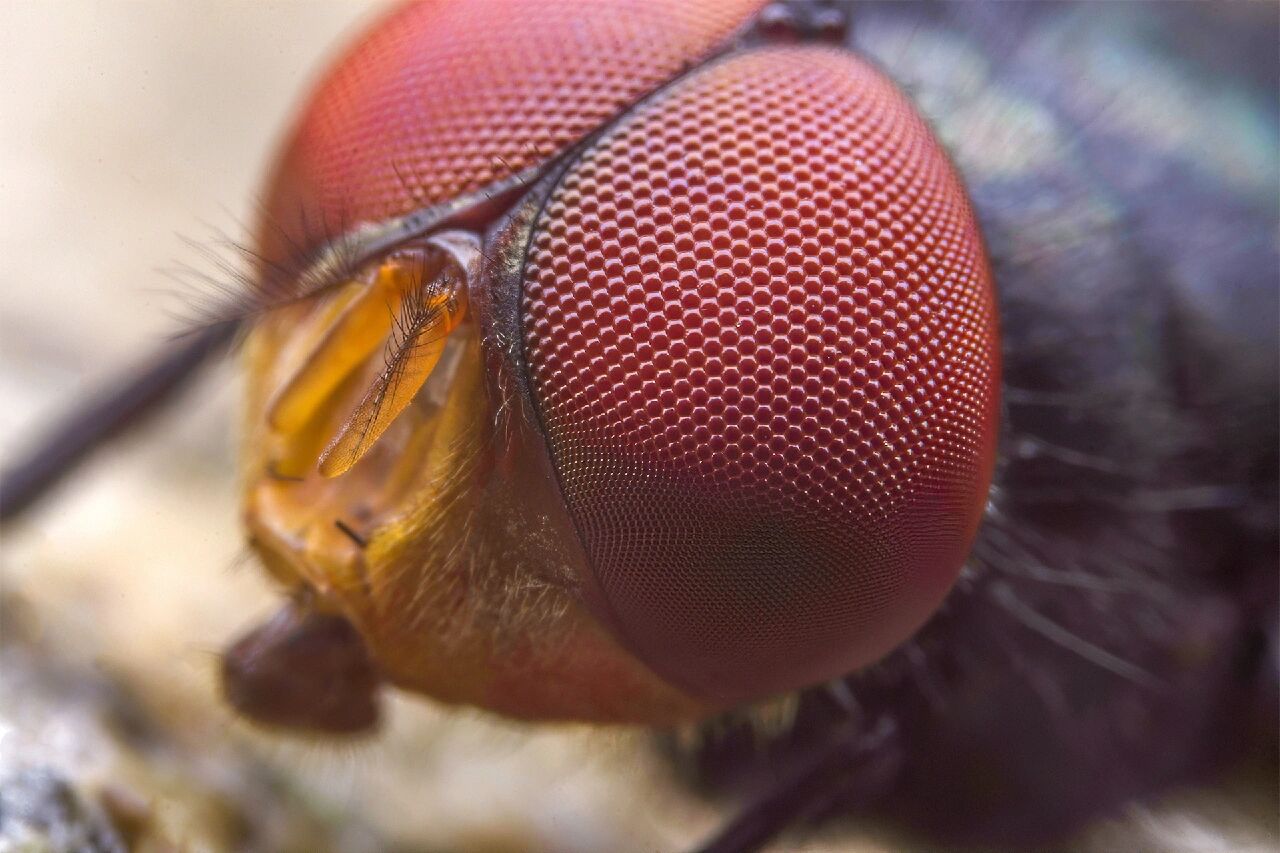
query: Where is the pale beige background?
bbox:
[0,3,1273,852]
[1,2,381,450]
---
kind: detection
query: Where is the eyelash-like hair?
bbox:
[168,142,545,339]
[165,202,370,334]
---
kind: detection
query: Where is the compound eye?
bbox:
[521,47,1001,702]
[258,0,764,266]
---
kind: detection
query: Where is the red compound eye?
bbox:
[522,47,1001,701]
[258,0,764,265]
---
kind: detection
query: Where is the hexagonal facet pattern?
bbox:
[522,47,1001,700]
[260,0,763,263]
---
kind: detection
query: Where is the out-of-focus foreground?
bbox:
[0,3,1275,852]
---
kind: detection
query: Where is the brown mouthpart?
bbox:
[221,602,381,736]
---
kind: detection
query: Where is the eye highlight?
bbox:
[521,47,1001,701]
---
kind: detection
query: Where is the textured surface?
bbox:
[261,0,763,262]
[522,46,1001,700]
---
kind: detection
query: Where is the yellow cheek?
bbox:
[238,284,713,724]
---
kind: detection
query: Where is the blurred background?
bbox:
[0,3,1275,852]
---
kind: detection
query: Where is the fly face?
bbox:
[224,0,1002,730]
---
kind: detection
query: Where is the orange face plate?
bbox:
[521,46,1002,701]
